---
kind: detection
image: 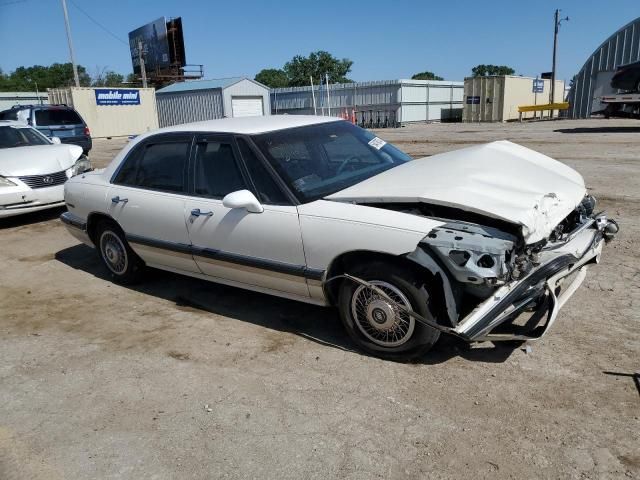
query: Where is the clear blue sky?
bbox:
[1,0,638,82]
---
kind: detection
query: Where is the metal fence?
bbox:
[271,79,463,127]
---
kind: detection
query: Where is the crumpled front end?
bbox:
[407,195,619,342]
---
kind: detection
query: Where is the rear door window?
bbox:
[113,137,191,193]
[35,109,83,126]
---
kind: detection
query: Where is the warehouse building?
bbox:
[569,16,640,118]
[0,91,49,111]
[156,77,271,127]
[463,76,565,122]
[48,87,158,137]
[271,79,464,126]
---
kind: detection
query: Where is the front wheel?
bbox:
[338,261,440,361]
[96,220,143,284]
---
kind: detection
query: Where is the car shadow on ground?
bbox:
[55,243,519,365]
[0,206,66,229]
[554,126,640,134]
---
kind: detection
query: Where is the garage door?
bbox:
[231,97,264,117]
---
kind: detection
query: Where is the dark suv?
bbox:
[610,60,640,92]
[0,104,92,154]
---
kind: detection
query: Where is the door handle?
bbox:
[190,208,213,217]
[111,196,128,204]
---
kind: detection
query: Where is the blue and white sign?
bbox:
[532,79,544,94]
[466,96,480,104]
[94,89,141,106]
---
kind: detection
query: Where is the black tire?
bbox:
[96,220,143,284]
[338,261,440,361]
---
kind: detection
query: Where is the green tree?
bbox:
[125,73,139,85]
[471,64,515,77]
[1,63,92,91]
[411,71,444,81]
[92,69,125,87]
[283,51,353,87]
[254,68,289,88]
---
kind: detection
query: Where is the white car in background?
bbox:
[0,120,91,218]
[61,116,617,360]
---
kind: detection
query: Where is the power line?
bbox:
[0,0,27,6]
[68,0,128,46]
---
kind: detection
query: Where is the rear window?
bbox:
[0,110,18,121]
[35,109,83,126]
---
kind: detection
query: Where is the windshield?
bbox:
[252,121,411,203]
[0,126,50,149]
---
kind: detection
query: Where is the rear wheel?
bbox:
[96,220,143,284]
[338,261,440,360]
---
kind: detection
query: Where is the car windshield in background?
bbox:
[35,109,83,126]
[0,126,50,149]
[252,121,412,203]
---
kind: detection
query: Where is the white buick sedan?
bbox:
[61,116,617,360]
[0,120,91,218]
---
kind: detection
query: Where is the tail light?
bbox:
[83,126,90,136]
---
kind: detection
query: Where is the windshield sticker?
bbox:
[368,137,386,150]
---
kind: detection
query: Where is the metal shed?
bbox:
[271,79,463,126]
[0,91,49,111]
[568,16,640,118]
[156,77,271,127]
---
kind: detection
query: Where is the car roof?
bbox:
[154,115,342,135]
[618,60,640,68]
[3,104,73,111]
[0,120,28,127]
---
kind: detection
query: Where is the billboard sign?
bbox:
[129,17,171,75]
[532,79,544,93]
[95,89,141,106]
[167,17,187,67]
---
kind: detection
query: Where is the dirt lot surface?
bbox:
[1,119,638,479]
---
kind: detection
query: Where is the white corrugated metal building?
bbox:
[0,91,49,111]
[271,79,464,126]
[48,87,158,137]
[156,77,271,127]
[568,16,640,118]
[463,76,565,122]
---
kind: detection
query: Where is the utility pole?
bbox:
[60,0,80,87]
[138,39,148,88]
[310,76,317,115]
[325,73,331,117]
[551,9,569,107]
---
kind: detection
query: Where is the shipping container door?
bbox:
[231,97,264,117]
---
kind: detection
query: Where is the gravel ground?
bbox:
[0,119,638,479]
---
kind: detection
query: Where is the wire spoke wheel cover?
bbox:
[100,230,128,275]
[350,280,415,347]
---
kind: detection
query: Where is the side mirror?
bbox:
[222,189,264,213]
[49,136,62,144]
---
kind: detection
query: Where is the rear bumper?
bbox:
[453,226,605,341]
[60,211,93,246]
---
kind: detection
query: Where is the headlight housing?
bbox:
[0,176,17,187]
[71,155,92,177]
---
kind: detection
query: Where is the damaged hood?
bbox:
[327,140,586,243]
[0,144,82,177]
